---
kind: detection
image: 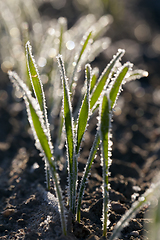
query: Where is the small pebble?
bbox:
[130,230,139,237]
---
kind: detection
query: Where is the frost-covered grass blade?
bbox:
[109,178,160,240]
[76,64,91,154]
[90,67,99,94]
[109,62,132,109]
[8,71,67,236]
[57,55,76,213]
[126,69,149,82]
[26,41,44,112]
[76,132,100,222]
[71,30,92,84]
[100,92,111,237]
[90,49,125,110]
[58,17,67,55]
[26,40,51,188]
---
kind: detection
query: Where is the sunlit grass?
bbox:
[8,36,149,237]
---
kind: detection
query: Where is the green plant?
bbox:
[8,39,148,238]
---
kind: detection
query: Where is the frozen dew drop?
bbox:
[38,57,47,67]
[139,196,145,202]
[125,71,131,79]
[143,71,148,77]
[66,40,75,50]
[30,162,40,173]
[131,192,139,201]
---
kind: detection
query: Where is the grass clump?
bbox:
[8,35,150,238]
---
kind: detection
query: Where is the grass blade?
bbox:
[109,179,160,240]
[26,41,50,131]
[71,30,92,84]
[126,69,148,82]
[9,71,53,160]
[90,67,99,94]
[26,41,53,188]
[76,64,91,154]
[57,55,76,213]
[109,62,133,109]
[99,92,112,237]
[26,41,44,112]
[90,49,125,110]
[58,17,67,55]
[76,132,100,222]
[8,71,67,236]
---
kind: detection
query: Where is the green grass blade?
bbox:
[109,62,133,109]
[26,41,51,135]
[29,101,67,235]
[76,132,100,222]
[26,41,44,112]
[26,41,53,188]
[100,92,112,237]
[109,179,160,240]
[90,67,99,94]
[76,64,91,154]
[9,71,52,159]
[58,17,67,55]
[90,49,125,110]
[126,69,148,82]
[8,71,67,236]
[29,103,52,160]
[57,55,75,212]
[71,30,92,84]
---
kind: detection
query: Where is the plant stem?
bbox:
[76,132,100,222]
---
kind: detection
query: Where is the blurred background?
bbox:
[0,0,160,95]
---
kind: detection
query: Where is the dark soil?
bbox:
[1,0,160,239]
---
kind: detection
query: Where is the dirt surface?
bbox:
[1,0,160,239]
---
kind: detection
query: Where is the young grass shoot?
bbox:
[8,37,150,238]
